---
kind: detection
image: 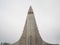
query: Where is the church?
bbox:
[3,6,58,45]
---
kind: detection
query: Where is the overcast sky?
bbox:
[0,0,60,44]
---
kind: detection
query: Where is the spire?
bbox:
[12,6,43,45]
[28,6,34,14]
[17,6,43,45]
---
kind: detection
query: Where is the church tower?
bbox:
[12,6,43,45]
[11,6,58,45]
